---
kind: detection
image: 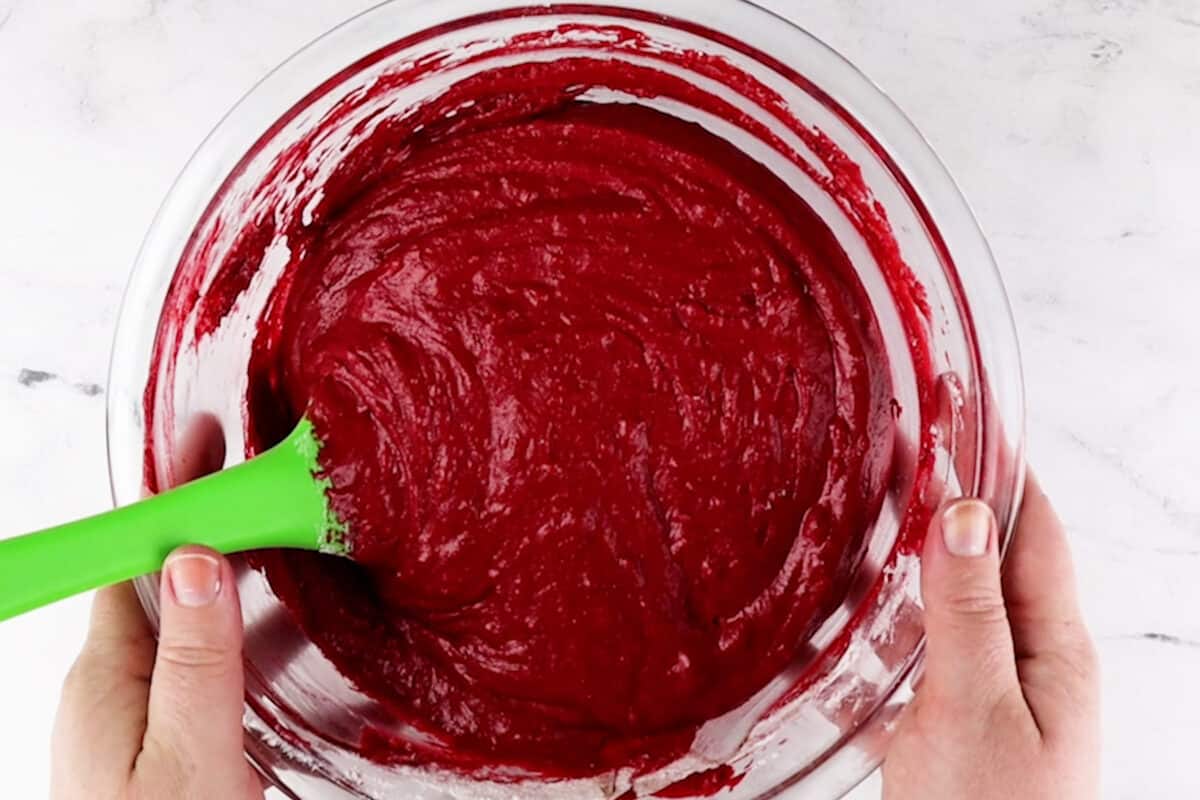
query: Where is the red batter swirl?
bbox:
[126,28,929,778]
[238,59,896,777]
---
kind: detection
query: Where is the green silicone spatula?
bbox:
[0,418,345,622]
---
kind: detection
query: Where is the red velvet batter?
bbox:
[242,66,893,775]
[146,26,935,783]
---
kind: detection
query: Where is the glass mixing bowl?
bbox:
[106,2,1025,798]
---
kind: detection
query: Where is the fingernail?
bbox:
[941,499,994,558]
[165,552,222,607]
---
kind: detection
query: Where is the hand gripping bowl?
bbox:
[106,2,1025,798]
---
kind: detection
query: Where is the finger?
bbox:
[1001,473,1099,742]
[170,412,226,485]
[53,584,155,796]
[921,499,1023,718]
[86,580,156,666]
[1002,473,1090,657]
[143,546,247,782]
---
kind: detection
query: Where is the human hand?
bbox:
[51,546,263,800]
[882,476,1100,799]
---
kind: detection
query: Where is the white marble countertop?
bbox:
[1,1,1196,798]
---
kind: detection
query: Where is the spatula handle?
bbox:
[0,420,338,622]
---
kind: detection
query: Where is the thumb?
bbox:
[920,499,1019,714]
[145,546,246,773]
